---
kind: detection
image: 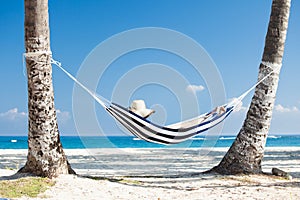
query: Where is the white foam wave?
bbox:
[190,137,205,141]
[219,137,236,140]
[268,135,281,139]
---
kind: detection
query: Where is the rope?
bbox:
[24,50,53,57]
[227,60,281,108]
[22,51,53,77]
[50,59,109,109]
[23,51,109,109]
[23,51,281,112]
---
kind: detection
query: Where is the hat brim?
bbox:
[132,109,155,118]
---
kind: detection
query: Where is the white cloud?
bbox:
[186,85,205,94]
[274,104,299,113]
[0,108,70,123]
[236,105,248,112]
[0,108,73,136]
[271,104,300,134]
[226,98,248,113]
[56,109,71,123]
[224,103,300,135]
[229,103,299,114]
[0,108,27,120]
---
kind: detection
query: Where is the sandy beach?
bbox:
[0,147,299,199]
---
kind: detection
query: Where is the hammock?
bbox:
[106,102,234,144]
[48,58,274,145]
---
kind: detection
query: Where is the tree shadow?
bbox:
[0,172,35,181]
[79,172,300,192]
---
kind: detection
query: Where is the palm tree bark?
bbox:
[19,0,75,178]
[211,0,291,174]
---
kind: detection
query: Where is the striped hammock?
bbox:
[52,58,274,145]
[106,102,234,144]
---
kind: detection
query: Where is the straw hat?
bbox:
[129,100,155,118]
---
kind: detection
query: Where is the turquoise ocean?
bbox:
[0,135,299,149]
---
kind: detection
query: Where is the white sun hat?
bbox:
[129,100,155,118]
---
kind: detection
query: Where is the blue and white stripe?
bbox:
[107,103,234,145]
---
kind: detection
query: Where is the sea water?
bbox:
[0,135,299,149]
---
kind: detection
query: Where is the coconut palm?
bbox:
[212,0,291,174]
[19,0,74,178]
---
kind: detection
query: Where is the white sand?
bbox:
[0,147,299,200]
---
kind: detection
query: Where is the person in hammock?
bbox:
[129,99,225,122]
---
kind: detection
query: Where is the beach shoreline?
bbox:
[1,147,300,177]
[1,147,299,199]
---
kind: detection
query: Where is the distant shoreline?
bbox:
[1,135,300,149]
[1,133,300,137]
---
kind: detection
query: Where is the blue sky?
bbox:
[0,0,299,136]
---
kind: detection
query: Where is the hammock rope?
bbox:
[23,51,278,145]
[50,59,109,109]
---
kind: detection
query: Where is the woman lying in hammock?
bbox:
[128,99,226,130]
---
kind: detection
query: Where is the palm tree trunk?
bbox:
[19,0,75,178]
[211,0,291,174]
